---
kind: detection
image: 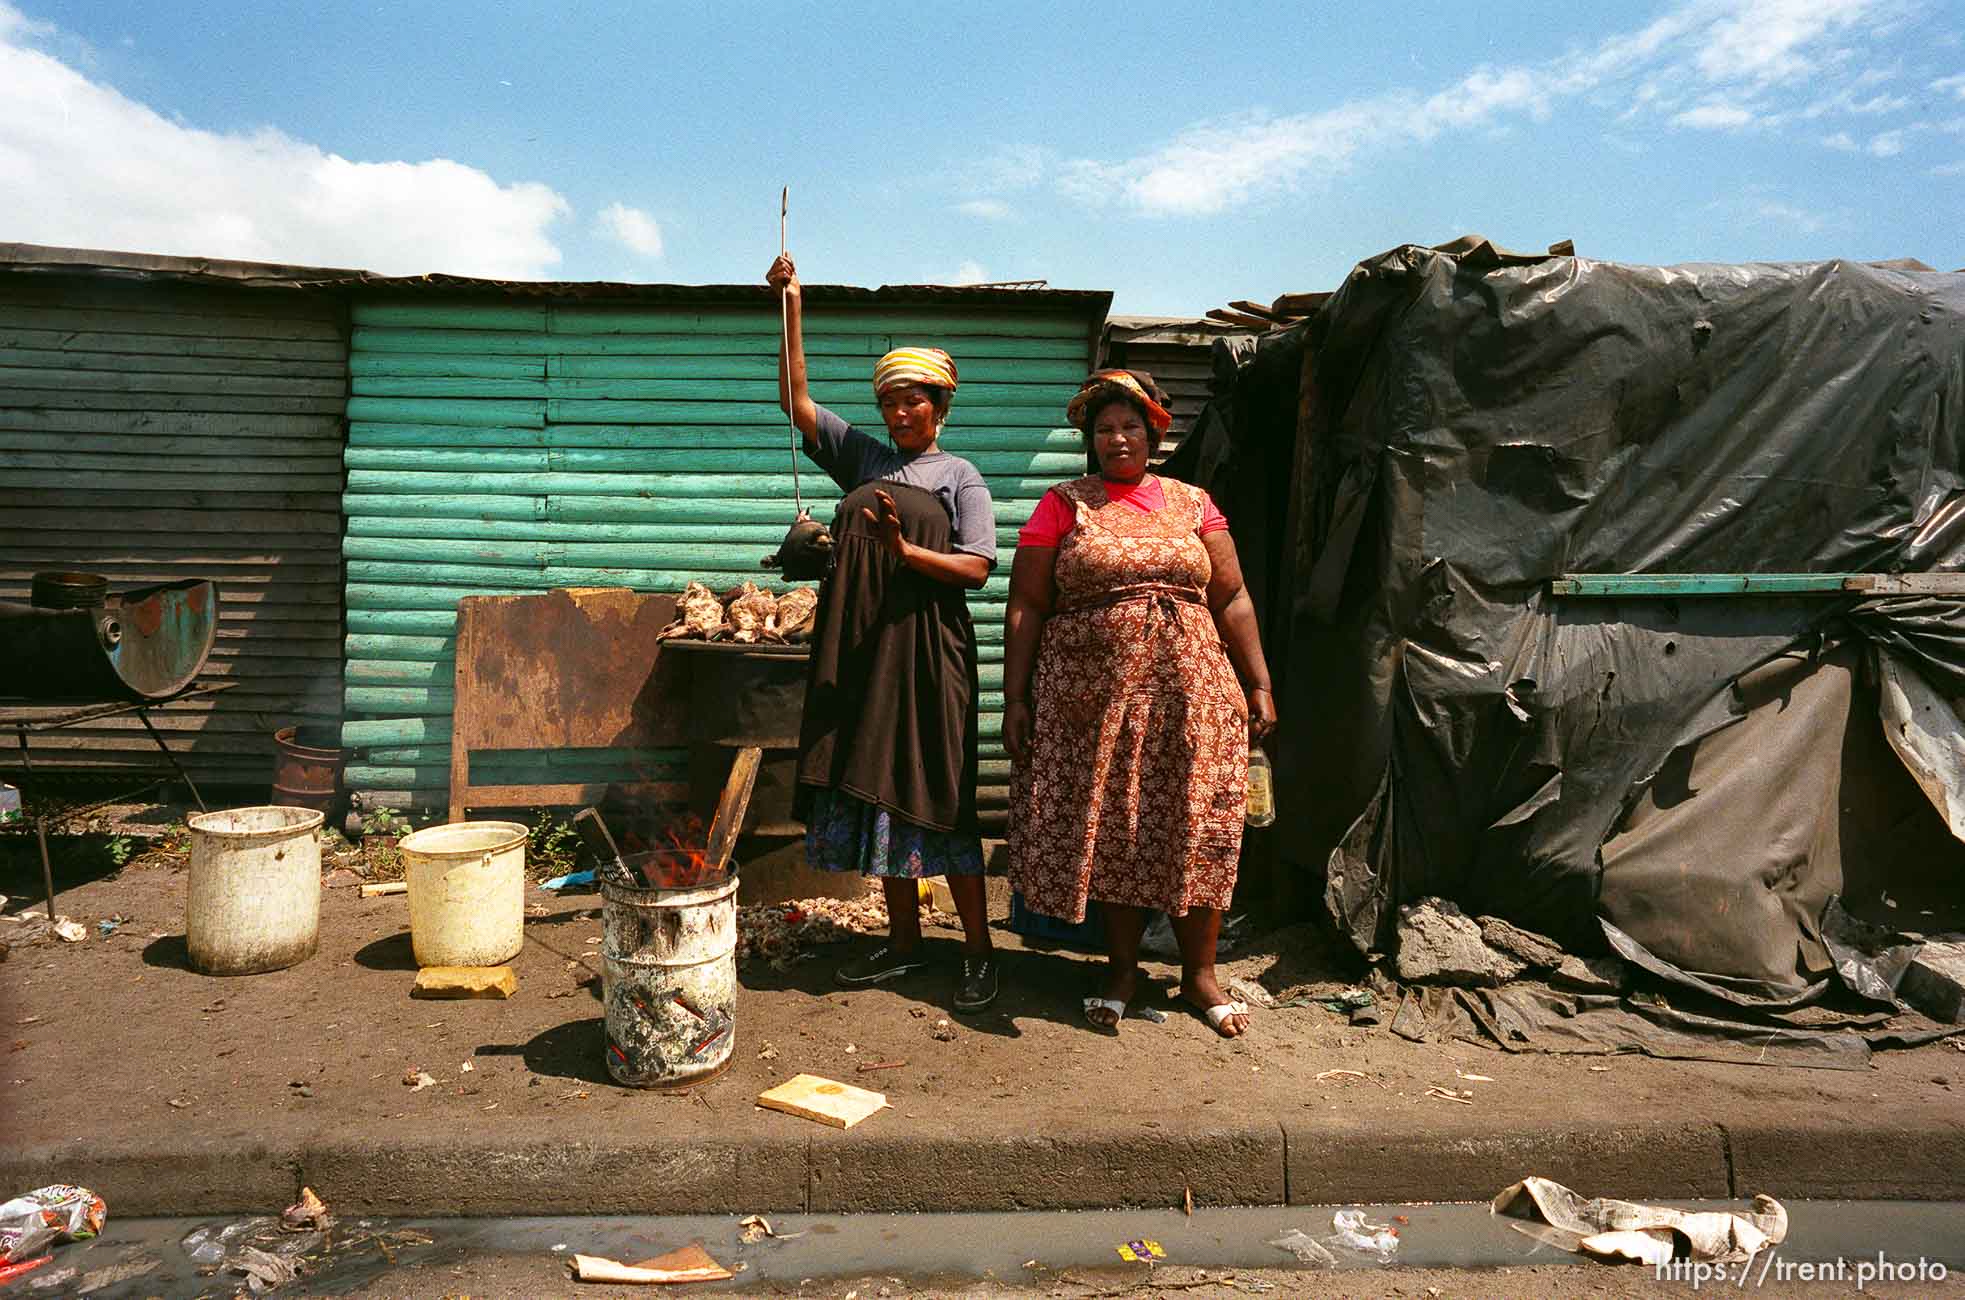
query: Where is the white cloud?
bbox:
[953,198,1014,221]
[1868,129,1907,156]
[1823,130,1861,150]
[1062,0,1917,217]
[947,260,989,285]
[1753,198,1828,233]
[596,202,664,257]
[1934,73,1965,99]
[0,2,569,276]
[1674,101,1758,128]
[1931,159,1965,175]
[1693,0,1877,87]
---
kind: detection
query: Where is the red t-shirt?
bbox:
[1015,477,1228,548]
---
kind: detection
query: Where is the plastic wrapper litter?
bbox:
[0,1184,107,1262]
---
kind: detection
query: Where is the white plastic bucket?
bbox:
[185,805,324,975]
[400,821,527,967]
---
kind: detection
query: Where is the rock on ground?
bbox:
[1397,897,1522,986]
[1478,916,1567,969]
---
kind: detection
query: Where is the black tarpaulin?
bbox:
[1283,244,1965,1001]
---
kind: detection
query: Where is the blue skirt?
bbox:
[804,787,984,879]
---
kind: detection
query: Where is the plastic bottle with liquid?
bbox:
[1245,746,1276,827]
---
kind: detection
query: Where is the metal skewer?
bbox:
[779,185,805,519]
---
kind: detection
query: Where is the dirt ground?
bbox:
[5,797,1963,1189]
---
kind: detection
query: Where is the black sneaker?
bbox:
[953,954,1000,1012]
[835,945,928,987]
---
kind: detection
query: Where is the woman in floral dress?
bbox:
[1004,370,1276,1036]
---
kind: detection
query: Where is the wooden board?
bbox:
[448,587,688,820]
[755,1073,889,1129]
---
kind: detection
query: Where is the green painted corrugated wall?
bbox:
[340,295,1100,825]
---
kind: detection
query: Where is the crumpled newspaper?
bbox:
[1492,1176,1788,1265]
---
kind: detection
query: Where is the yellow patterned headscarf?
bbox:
[1067,369,1173,434]
[872,347,959,396]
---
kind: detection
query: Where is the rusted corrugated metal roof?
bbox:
[0,242,1111,314]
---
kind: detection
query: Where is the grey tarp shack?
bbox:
[0,244,354,784]
[1273,242,1965,1003]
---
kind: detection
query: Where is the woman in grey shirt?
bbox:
[768,253,999,1013]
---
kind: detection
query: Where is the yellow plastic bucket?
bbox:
[400,821,527,967]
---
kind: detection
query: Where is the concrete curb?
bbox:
[8,1117,1958,1219]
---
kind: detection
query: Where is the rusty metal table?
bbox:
[2,679,236,929]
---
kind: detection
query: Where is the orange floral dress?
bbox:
[1008,477,1248,921]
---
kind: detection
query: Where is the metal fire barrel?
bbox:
[0,579,218,701]
[600,874,738,1088]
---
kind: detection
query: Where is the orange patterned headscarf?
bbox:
[1066,369,1173,434]
[872,347,959,395]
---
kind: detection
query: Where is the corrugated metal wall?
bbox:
[0,273,346,783]
[340,296,1096,826]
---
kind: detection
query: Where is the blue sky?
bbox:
[3,0,1961,313]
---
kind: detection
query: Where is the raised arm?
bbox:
[767,254,819,443]
[1002,544,1058,764]
[1202,530,1276,741]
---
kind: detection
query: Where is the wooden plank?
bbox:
[3,448,342,473]
[546,355,1085,383]
[352,327,1086,359]
[4,468,345,492]
[346,515,1028,550]
[344,396,545,428]
[531,378,1071,406]
[347,559,1013,597]
[0,432,341,459]
[347,422,1084,452]
[0,278,343,319]
[0,303,342,341]
[3,507,342,537]
[542,400,1065,427]
[755,1074,888,1129]
[0,408,342,439]
[341,447,1082,476]
[0,346,344,379]
[0,325,345,363]
[0,365,346,397]
[1207,309,1277,330]
[552,307,1087,338]
[348,354,545,379]
[0,386,345,414]
[344,470,1064,499]
[4,486,341,512]
[351,376,546,399]
[351,303,548,331]
[705,746,762,876]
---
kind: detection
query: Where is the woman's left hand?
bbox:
[861,489,909,559]
[1247,686,1277,742]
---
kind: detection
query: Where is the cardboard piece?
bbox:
[755,1072,889,1129]
[570,1242,732,1284]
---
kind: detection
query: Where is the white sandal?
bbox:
[1082,996,1126,1029]
[1201,1000,1251,1036]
